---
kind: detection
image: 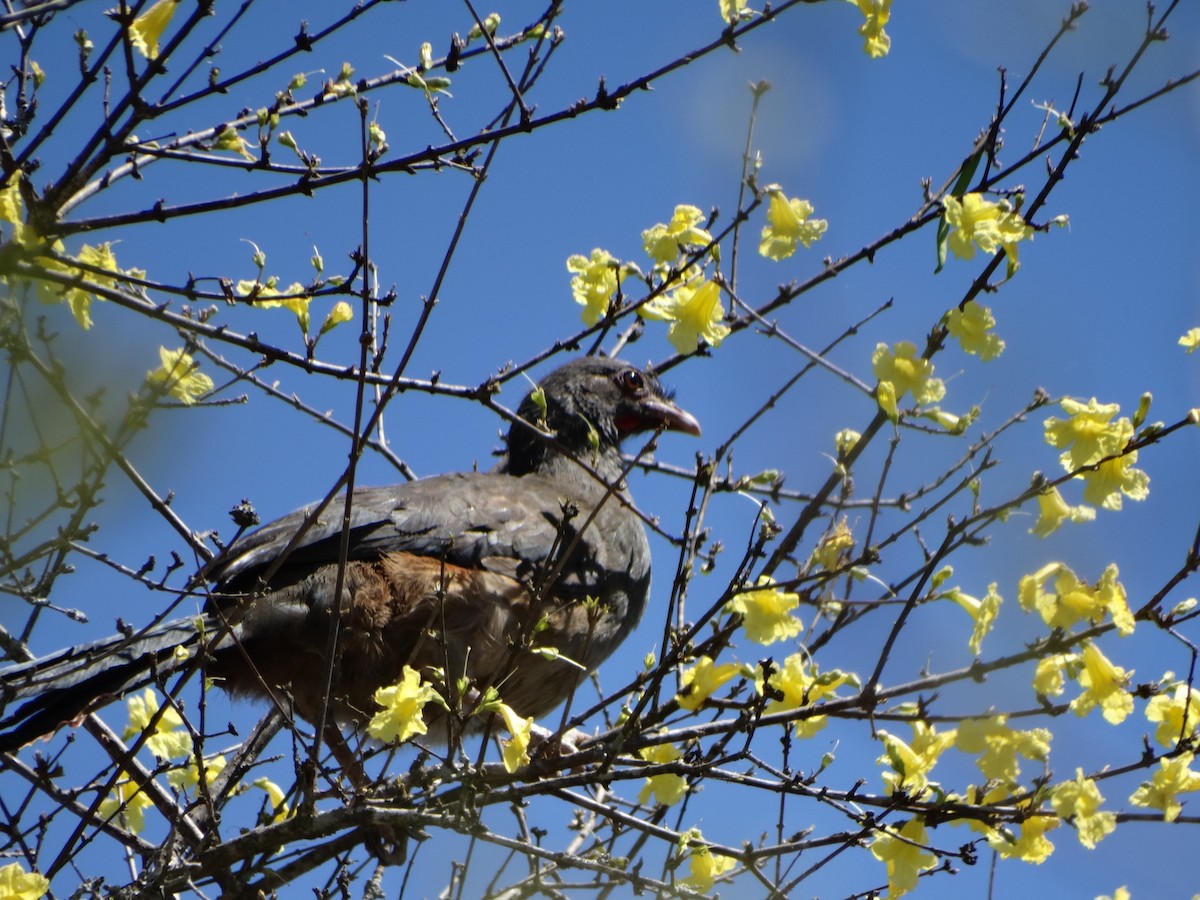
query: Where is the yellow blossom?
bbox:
[876,378,899,420]
[641,277,731,354]
[1070,642,1133,724]
[834,428,860,459]
[678,832,736,893]
[954,714,1051,782]
[811,518,855,572]
[758,189,827,260]
[1080,443,1150,511]
[946,300,1004,360]
[872,341,945,408]
[33,241,128,330]
[0,862,49,900]
[214,125,255,162]
[869,818,937,899]
[1179,328,1200,353]
[757,653,858,738]
[642,204,713,264]
[1033,653,1074,697]
[252,776,291,823]
[942,192,1034,270]
[128,0,180,60]
[238,279,313,333]
[99,772,154,833]
[676,655,741,711]
[719,0,750,25]
[1050,769,1116,848]
[1044,397,1125,470]
[1029,487,1095,538]
[1145,684,1200,748]
[124,688,191,759]
[1096,888,1130,900]
[945,582,1002,655]
[145,347,214,405]
[367,666,440,744]
[638,742,687,806]
[566,248,620,324]
[320,300,354,334]
[0,175,24,226]
[167,754,226,791]
[1129,753,1200,822]
[726,576,802,645]
[877,722,956,798]
[988,802,1058,863]
[1018,561,1135,637]
[490,700,535,773]
[848,0,892,58]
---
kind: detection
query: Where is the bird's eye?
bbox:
[616,368,645,394]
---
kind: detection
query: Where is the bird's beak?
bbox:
[639,397,702,437]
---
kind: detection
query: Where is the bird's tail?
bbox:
[0,616,214,754]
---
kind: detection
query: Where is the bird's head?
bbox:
[503,357,700,478]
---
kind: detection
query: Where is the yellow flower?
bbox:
[98,773,154,834]
[167,754,226,791]
[726,576,802,645]
[946,300,1004,360]
[869,818,937,899]
[719,0,749,24]
[1179,328,1200,353]
[637,742,687,806]
[1129,753,1200,822]
[1043,397,1125,470]
[214,125,255,162]
[1145,684,1200,748]
[1080,445,1149,511]
[942,192,1034,269]
[0,862,50,900]
[876,378,899,420]
[252,776,291,823]
[877,722,956,798]
[1070,642,1133,724]
[758,189,827,260]
[1096,888,1130,900]
[1018,561,1135,637]
[847,0,892,59]
[33,241,127,330]
[872,342,945,408]
[128,0,180,61]
[811,518,855,572]
[1033,653,1073,697]
[678,833,736,893]
[954,715,1051,782]
[124,688,191,759]
[642,278,731,353]
[319,300,354,334]
[642,204,713,264]
[676,656,741,712]
[145,347,215,405]
[988,802,1058,863]
[757,653,858,738]
[833,428,860,459]
[1050,769,1116,849]
[491,700,535,773]
[367,666,440,744]
[238,279,313,333]
[1029,487,1095,538]
[566,248,620,324]
[944,582,1002,655]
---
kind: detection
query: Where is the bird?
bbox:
[0,356,700,755]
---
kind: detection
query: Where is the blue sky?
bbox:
[5,1,1200,897]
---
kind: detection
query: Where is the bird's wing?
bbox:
[213,473,637,599]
